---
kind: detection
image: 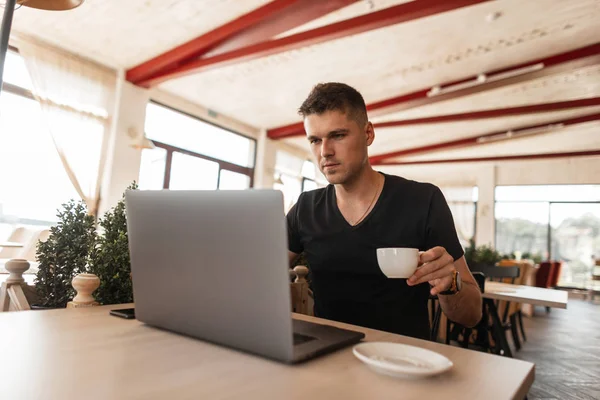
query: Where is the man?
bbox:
[286,82,482,340]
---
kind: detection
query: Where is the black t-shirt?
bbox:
[286,172,464,340]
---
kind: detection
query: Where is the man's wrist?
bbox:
[439,270,461,295]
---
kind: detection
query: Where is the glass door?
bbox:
[550,202,600,286]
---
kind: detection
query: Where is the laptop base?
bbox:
[291,318,365,364]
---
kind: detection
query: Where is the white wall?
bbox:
[495,156,600,185]
[148,89,261,140]
[99,78,150,216]
[254,129,276,188]
[378,156,600,247]
[378,156,600,188]
[255,135,313,189]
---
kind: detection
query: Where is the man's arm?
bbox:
[436,255,482,328]
[408,248,482,328]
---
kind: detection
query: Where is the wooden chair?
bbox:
[289,266,313,316]
[548,261,562,288]
[0,259,37,312]
[431,272,487,349]
[496,261,530,348]
[18,229,50,271]
[0,227,33,259]
[476,264,522,353]
[438,265,520,357]
[1,228,49,274]
[535,261,554,288]
[534,261,560,313]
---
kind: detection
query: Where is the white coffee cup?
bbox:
[376,248,420,279]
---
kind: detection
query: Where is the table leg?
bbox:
[486,298,513,358]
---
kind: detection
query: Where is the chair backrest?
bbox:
[471,264,520,281]
[19,229,50,262]
[535,261,554,288]
[548,261,562,288]
[472,272,485,292]
[0,227,33,258]
[289,266,312,316]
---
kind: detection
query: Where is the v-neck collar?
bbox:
[331,172,387,229]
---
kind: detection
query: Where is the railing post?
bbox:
[0,259,31,311]
[67,273,100,308]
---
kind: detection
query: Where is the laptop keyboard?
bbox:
[293,333,316,345]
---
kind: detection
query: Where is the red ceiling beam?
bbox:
[267,42,600,139]
[369,112,600,165]
[127,0,358,85]
[377,150,600,166]
[373,97,600,128]
[136,0,489,87]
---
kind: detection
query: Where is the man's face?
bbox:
[304,109,374,185]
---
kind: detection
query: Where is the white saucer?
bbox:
[353,342,453,379]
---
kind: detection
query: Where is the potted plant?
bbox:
[89,183,137,305]
[33,199,97,309]
[521,252,543,264]
[464,239,502,271]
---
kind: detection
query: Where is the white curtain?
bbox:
[14,36,117,216]
[440,187,476,247]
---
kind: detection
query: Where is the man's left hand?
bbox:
[407,246,455,296]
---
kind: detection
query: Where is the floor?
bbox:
[514,297,600,400]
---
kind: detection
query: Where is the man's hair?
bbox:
[298,82,368,128]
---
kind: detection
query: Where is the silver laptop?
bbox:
[124,189,364,364]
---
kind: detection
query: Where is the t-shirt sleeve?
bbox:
[286,200,304,255]
[424,186,465,261]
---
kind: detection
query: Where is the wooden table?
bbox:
[0,304,534,400]
[480,281,568,358]
[483,281,568,309]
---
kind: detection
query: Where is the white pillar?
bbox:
[254,129,276,189]
[99,76,150,215]
[475,165,496,247]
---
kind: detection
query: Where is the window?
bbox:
[495,202,550,260]
[138,147,167,191]
[440,187,478,249]
[273,151,306,211]
[169,153,220,190]
[0,50,78,240]
[302,178,318,192]
[550,203,600,286]
[274,173,302,213]
[219,169,251,190]
[495,185,600,287]
[3,50,33,90]
[139,102,256,190]
[301,160,318,192]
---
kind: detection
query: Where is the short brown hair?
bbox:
[298,82,368,127]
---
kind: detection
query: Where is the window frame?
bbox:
[494,198,600,260]
[145,100,257,190]
[301,177,317,192]
[153,140,254,189]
